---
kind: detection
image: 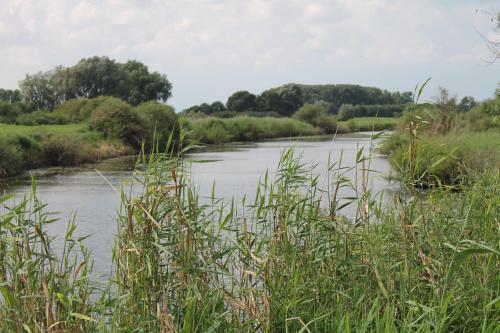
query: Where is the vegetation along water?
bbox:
[0,57,499,331]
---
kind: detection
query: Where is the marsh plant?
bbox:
[0,120,499,332]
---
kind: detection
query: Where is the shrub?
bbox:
[135,101,179,150]
[0,138,23,177]
[40,135,90,166]
[0,101,22,124]
[89,97,146,148]
[293,103,337,133]
[338,104,405,120]
[15,110,68,125]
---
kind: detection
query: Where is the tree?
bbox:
[277,84,304,116]
[19,57,173,110]
[293,103,337,133]
[226,91,258,112]
[135,101,179,149]
[258,90,285,114]
[72,56,129,99]
[19,71,57,110]
[122,60,172,105]
[210,101,226,113]
[89,97,146,148]
[457,96,477,112]
[0,89,21,104]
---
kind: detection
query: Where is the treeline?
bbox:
[184,83,414,118]
[0,56,172,112]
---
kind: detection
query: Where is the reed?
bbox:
[1,124,498,332]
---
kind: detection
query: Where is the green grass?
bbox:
[0,123,130,177]
[185,116,322,144]
[0,123,88,137]
[339,117,399,132]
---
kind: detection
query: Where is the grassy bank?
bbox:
[185,116,322,144]
[380,95,500,187]
[339,117,398,132]
[0,113,398,178]
[0,124,131,177]
[1,140,498,331]
[381,130,500,186]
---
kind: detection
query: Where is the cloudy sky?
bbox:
[0,0,499,110]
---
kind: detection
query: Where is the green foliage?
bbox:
[0,88,21,104]
[0,137,23,177]
[274,83,412,108]
[0,101,24,123]
[122,60,172,105]
[338,103,406,120]
[18,57,172,110]
[135,101,179,149]
[40,134,90,166]
[187,116,320,144]
[15,110,68,125]
[89,97,146,148]
[52,98,99,123]
[293,103,338,133]
[226,90,258,112]
[1,144,498,331]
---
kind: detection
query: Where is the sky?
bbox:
[0,0,499,110]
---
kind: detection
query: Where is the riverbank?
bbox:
[0,116,398,178]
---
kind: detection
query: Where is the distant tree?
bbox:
[277,84,304,116]
[210,101,226,113]
[275,83,411,109]
[19,71,57,110]
[19,57,173,110]
[257,90,285,114]
[72,56,129,99]
[337,104,355,120]
[226,91,258,112]
[122,60,172,105]
[457,96,477,112]
[198,103,213,114]
[0,89,21,104]
[293,103,337,133]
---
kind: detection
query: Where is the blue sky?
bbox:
[0,0,498,110]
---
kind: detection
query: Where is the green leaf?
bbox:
[70,312,96,322]
[448,247,497,280]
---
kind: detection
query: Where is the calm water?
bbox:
[0,133,398,274]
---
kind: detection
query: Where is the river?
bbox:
[0,132,398,275]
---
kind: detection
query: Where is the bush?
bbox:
[0,138,23,177]
[293,103,337,133]
[135,101,179,150]
[0,101,22,124]
[15,110,68,125]
[52,98,91,123]
[89,97,146,148]
[338,104,406,120]
[40,135,90,166]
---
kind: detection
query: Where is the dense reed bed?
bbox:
[1,125,498,332]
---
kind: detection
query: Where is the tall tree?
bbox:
[226,91,258,112]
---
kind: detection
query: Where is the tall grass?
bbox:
[1,126,498,332]
[185,117,322,144]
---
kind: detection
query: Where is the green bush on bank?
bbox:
[186,116,321,144]
[381,97,500,186]
[89,97,147,148]
[293,103,338,133]
[338,103,406,120]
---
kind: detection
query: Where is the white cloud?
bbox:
[0,0,498,108]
